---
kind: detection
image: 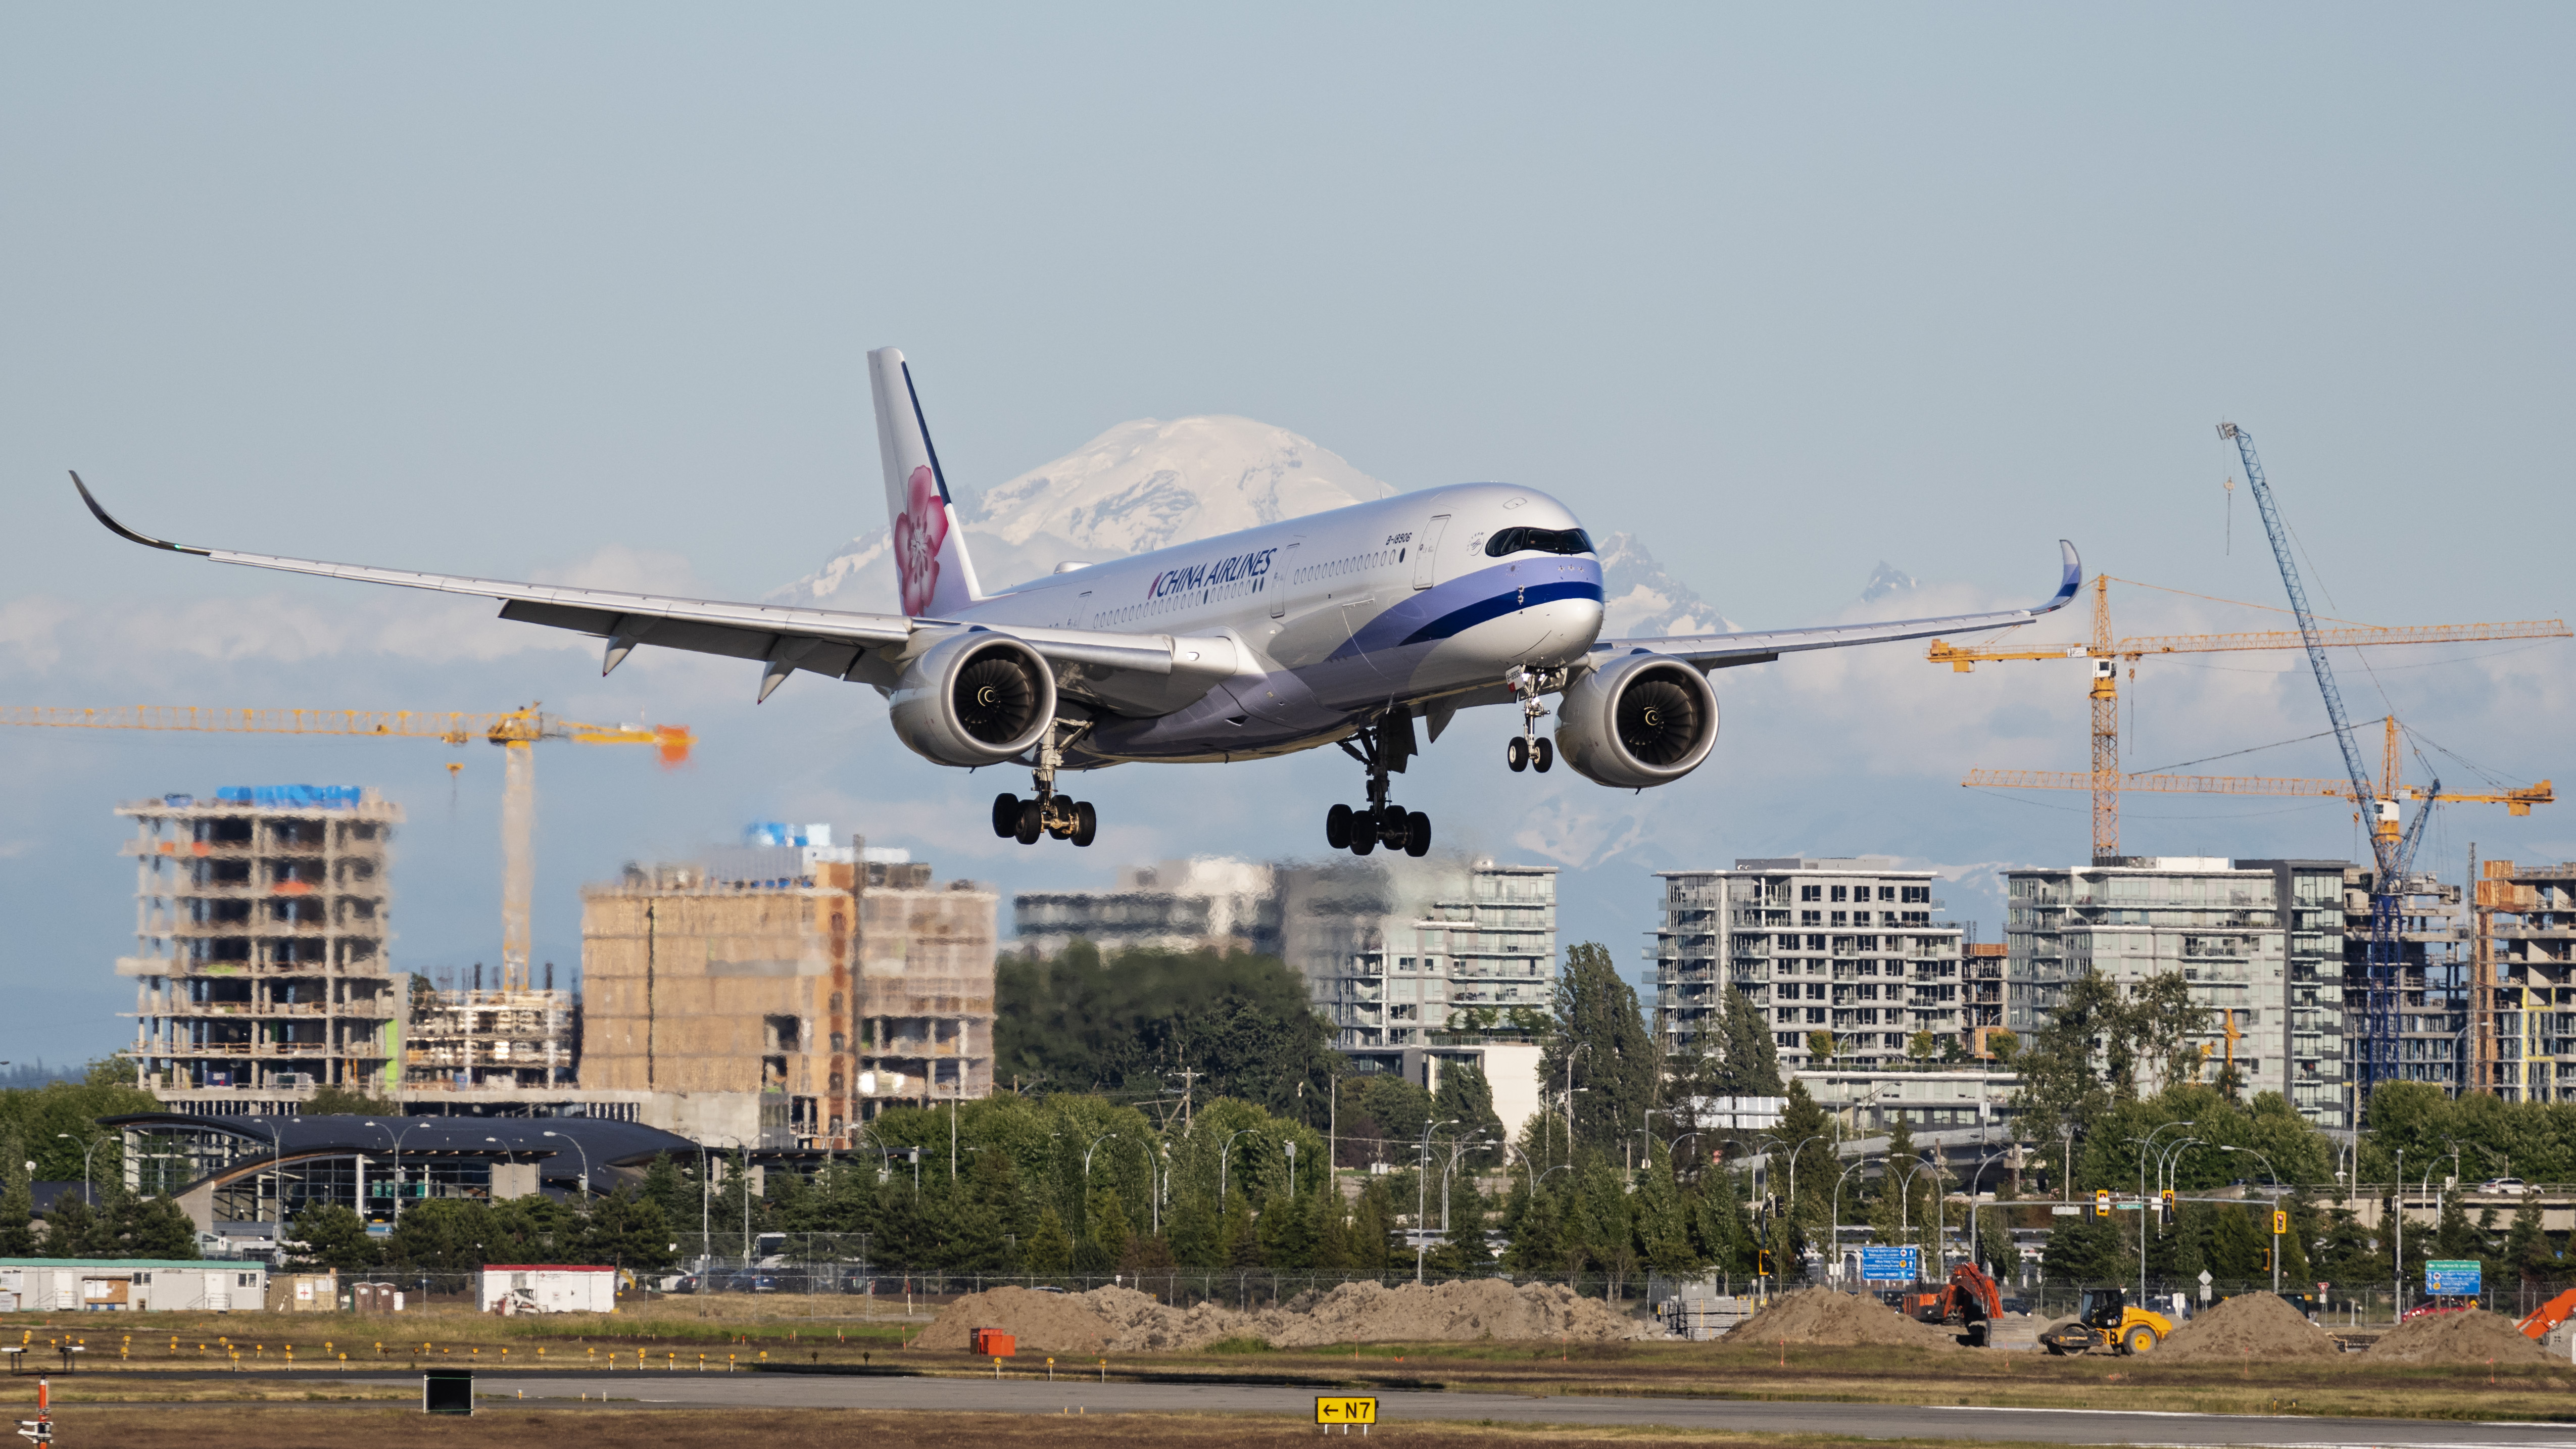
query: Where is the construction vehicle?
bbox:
[2039,1286,2173,1356]
[1895,1262,2006,1346]
[2518,1287,2576,1341]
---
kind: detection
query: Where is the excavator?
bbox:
[2040,1286,2175,1356]
[1897,1262,2007,1346]
[2519,1288,2576,1342]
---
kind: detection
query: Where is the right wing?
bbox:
[1604,539,2082,668]
[71,473,1227,699]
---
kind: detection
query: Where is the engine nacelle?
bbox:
[1553,651,1719,789]
[887,631,1058,767]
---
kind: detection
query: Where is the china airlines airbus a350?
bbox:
[73,348,2077,855]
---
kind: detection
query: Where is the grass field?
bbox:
[20,1406,2190,1449]
[1,1307,2569,1423]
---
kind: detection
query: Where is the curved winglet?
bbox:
[2041,539,2082,614]
[70,472,209,556]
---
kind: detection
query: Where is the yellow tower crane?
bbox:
[1927,574,2567,861]
[0,704,694,990]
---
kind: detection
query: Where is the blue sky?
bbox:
[3,4,2569,1068]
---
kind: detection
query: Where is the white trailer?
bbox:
[0,1259,268,1312]
[478,1264,617,1315]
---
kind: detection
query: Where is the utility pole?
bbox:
[1172,1069,1200,1130]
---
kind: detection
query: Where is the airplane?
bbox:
[72,347,2078,856]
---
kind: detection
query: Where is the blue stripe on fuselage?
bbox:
[1328,560,1605,660]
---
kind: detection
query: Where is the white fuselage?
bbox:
[940,484,1606,765]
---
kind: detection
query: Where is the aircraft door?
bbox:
[1412,515,1450,590]
[1270,543,1300,618]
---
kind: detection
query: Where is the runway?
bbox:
[371,1372,2576,1447]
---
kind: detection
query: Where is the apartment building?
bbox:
[1650,858,1964,1073]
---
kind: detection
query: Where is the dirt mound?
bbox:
[911,1287,1115,1353]
[2370,1307,2556,1365]
[918,1280,1646,1354]
[2155,1292,2340,1361]
[1721,1288,1961,1349]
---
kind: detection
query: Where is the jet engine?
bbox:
[888,631,1057,766]
[1552,652,1719,789]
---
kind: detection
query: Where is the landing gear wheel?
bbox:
[1071,800,1098,848]
[1404,811,1431,857]
[1506,736,1529,772]
[1379,805,1410,850]
[1326,803,1353,850]
[1532,737,1554,773]
[991,793,1021,838]
[1015,799,1044,845]
[1350,809,1378,856]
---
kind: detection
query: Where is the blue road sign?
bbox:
[2425,1260,2481,1296]
[1859,1245,1921,1281]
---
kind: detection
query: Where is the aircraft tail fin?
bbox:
[867,347,987,616]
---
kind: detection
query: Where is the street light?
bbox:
[1216,1129,1256,1209]
[542,1130,592,1202]
[54,1134,107,1211]
[1832,1156,1880,1288]
[1415,1117,1460,1284]
[2217,1144,2282,1292]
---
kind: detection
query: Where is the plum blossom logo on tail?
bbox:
[893,465,947,615]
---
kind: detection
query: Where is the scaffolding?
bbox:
[402,985,576,1090]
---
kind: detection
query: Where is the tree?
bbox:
[40,1192,97,1257]
[1807,1030,1837,1064]
[2043,1214,2123,1285]
[2011,970,2210,1150]
[996,943,1339,1113]
[1023,1206,1074,1275]
[1540,943,1658,1157]
[1983,1029,2020,1065]
[1432,1064,1505,1169]
[289,1204,381,1270]
[578,1186,676,1270]
[0,1132,32,1257]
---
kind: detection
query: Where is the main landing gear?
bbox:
[1505,664,1563,774]
[992,724,1098,847]
[1325,719,1431,858]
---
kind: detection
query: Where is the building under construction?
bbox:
[578,841,996,1148]
[2471,861,2576,1102]
[400,965,578,1092]
[118,786,404,1096]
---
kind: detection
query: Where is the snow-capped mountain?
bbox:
[769,413,1736,639]
[1859,560,1921,604]
[771,416,1389,611]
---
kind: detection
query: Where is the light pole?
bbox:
[55,1135,107,1212]
[1128,1136,1160,1235]
[1832,1156,1879,1288]
[2126,1123,2195,1305]
[1962,1152,2010,1273]
[542,1130,592,1202]
[1415,1117,1459,1284]
[1285,1140,1297,1203]
[2217,1145,2281,1291]
[1216,1129,1256,1209]
[2394,1146,2405,1320]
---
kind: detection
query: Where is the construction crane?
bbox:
[1964,718,2552,817]
[2221,419,2443,1100]
[1929,575,2567,862]
[0,704,693,991]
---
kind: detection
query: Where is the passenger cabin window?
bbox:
[1483,526,1594,557]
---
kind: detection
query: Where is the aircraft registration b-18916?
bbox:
[72,348,2078,855]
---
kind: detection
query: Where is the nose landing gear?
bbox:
[1325,716,1431,857]
[1505,665,1562,773]
[991,724,1098,847]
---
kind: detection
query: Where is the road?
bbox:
[360,1373,2576,1447]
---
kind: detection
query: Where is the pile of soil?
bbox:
[2369,1308,2557,1365]
[910,1286,1116,1353]
[2155,1292,2341,1362]
[916,1280,1646,1354]
[1720,1288,1960,1349]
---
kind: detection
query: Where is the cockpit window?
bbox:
[1484,526,1594,558]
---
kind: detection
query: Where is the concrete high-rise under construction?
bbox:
[119,786,404,1097]
[578,838,997,1147]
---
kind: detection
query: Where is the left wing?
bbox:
[1605,539,2081,668]
[70,473,1232,705]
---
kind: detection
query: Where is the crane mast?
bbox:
[2219,421,2434,1101]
